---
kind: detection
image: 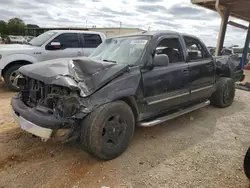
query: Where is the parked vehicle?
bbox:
[5,35,26,44]
[24,36,35,42]
[207,47,250,62]
[12,31,244,160]
[0,30,106,90]
[231,47,250,61]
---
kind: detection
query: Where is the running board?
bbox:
[139,100,210,127]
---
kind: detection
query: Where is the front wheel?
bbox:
[3,64,23,91]
[79,101,135,160]
[210,77,235,108]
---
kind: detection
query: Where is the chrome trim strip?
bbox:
[139,100,210,127]
[147,92,189,105]
[191,85,213,93]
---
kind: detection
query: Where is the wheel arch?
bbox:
[119,96,140,122]
[2,60,32,77]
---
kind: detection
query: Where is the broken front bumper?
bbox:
[11,96,71,129]
[12,111,53,140]
[11,95,72,140]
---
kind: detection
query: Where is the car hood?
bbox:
[0,44,37,52]
[19,57,129,97]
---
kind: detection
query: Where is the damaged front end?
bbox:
[11,76,84,142]
[11,57,131,142]
[215,55,245,82]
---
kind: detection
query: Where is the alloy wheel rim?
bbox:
[9,70,20,88]
[102,114,127,147]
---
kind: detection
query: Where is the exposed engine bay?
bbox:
[19,76,81,119]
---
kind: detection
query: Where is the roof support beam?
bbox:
[191,0,250,22]
[191,0,215,3]
[227,1,250,11]
[228,21,249,30]
[215,0,229,56]
[243,24,250,65]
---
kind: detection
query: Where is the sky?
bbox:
[0,0,249,47]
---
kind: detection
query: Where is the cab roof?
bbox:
[47,30,104,35]
[112,30,199,40]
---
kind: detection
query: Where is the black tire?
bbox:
[210,77,235,108]
[3,64,22,91]
[244,147,250,180]
[80,101,135,160]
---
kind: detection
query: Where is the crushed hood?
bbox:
[215,55,242,73]
[19,57,129,97]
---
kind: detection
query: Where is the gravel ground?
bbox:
[0,78,250,188]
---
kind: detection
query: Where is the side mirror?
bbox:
[153,54,169,67]
[46,42,62,50]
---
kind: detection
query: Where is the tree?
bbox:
[7,17,26,35]
[0,20,8,35]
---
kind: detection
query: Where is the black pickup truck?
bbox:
[12,31,244,160]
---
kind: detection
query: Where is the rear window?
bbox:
[81,34,102,48]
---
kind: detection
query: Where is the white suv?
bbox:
[0,30,106,90]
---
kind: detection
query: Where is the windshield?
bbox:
[30,31,57,46]
[89,36,150,65]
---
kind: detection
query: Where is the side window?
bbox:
[155,38,183,63]
[51,33,79,48]
[184,37,209,61]
[82,34,102,48]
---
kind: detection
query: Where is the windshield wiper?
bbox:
[103,59,117,63]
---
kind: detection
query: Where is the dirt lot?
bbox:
[1,79,250,188]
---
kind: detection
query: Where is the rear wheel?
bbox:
[3,64,23,91]
[210,77,235,108]
[80,101,135,160]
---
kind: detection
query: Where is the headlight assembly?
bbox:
[58,96,80,118]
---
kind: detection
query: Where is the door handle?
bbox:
[77,51,81,56]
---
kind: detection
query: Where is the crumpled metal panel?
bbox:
[19,57,129,97]
[215,55,242,73]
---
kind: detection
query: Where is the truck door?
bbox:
[43,33,82,61]
[80,33,103,56]
[183,36,215,101]
[141,36,190,120]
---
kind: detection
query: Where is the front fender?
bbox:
[0,54,38,70]
[82,67,142,113]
